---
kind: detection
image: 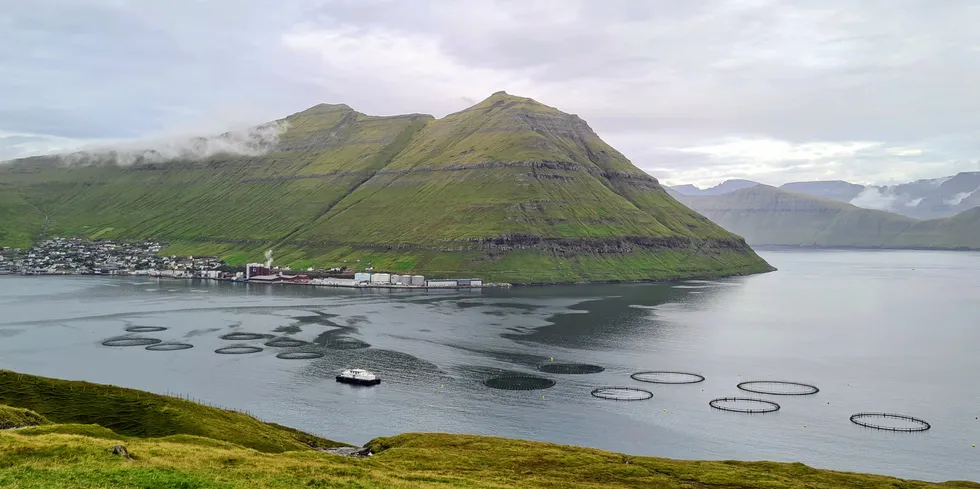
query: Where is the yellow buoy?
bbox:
[550,357,554,361]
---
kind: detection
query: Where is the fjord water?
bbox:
[1,250,977,482]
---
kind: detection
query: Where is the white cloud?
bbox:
[849,187,901,212]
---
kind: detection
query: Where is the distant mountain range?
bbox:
[670,172,980,220]
[668,185,980,249]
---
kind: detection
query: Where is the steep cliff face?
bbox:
[0,92,773,283]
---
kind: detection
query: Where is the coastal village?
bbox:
[0,238,488,288]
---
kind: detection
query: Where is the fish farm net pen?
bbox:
[276,351,325,360]
[125,326,168,333]
[102,337,162,347]
[214,345,264,355]
[709,397,781,413]
[219,332,269,341]
[145,343,194,351]
[264,338,308,348]
[630,371,705,384]
[849,413,931,432]
[591,387,654,401]
[737,381,819,396]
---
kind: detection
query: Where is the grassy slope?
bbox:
[0,405,49,430]
[0,373,975,489]
[0,371,343,453]
[674,185,980,249]
[0,93,772,282]
[0,187,45,248]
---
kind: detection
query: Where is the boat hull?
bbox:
[336,376,381,386]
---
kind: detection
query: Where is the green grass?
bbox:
[0,371,344,453]
[0,372,976,488]
[0,92,773,282]
[0,405,49,430]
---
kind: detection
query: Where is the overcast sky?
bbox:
[2,0,978,186]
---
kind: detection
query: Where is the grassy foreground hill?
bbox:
[1,371,976,489]
[0,92,772,283]
[670,185,980,249]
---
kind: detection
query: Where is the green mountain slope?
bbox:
[0,186,46,248]
[671,185,980,249]
[1,371,975,489]
[0,92,772,283]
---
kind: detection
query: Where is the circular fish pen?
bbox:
[483,376,556,391]
[214,345,263,355]
[125,326,168,333]
[538,363,605,375]
[737,381,819,396]
[102,337,162,347]
[631,371,705,384]
[276,351,325,360]
[219,332,268,341]
[591,387,653,401]
[264,338,308,348]
[709,397,780,414]
[145,343,194,351]
[850,413,931,432]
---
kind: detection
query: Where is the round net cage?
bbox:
[125,326,168,333]
[214,345,263,355]
[737,381,819,396]
[219,332,269,341]
[538,363,605,375]
[264,338,308,348]
[276,351,325,360]
[483,375,556,391]
[145,343,194,351]
[102,337,162,347]
[709,397,780,414]
[850,413,931,432]
[591,387,654,401]
[631,371,705,384]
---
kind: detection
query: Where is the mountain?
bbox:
[673,172,980,220]
[671,185,980,249]
[669,179,760,196]
[779,180,865,202]
[0,92,772,283]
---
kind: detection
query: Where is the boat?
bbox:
[336,368,381,386]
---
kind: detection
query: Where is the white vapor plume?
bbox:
[264,249,274,268]
[944,186,980,206]
[59,121,289,166]
[849,187,901,212]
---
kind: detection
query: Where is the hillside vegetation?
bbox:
[1,371,976,489]
[0,92,772,283]
[671,185,980,249]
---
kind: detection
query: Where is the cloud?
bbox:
[1,0,979,186]
[943,187,980,206]
[58,121,289,166]
[849,187,901,212]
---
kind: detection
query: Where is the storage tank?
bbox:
[354,272,372,282]
[390,274,402,285]
[410,275,425,285]
[371,273,391,283]
[470,279,483,287]
[426,279,458,288]
[395,275,411,285]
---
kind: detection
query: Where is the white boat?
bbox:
[336,368,381,386]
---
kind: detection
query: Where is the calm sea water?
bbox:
[1,250,978,482]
